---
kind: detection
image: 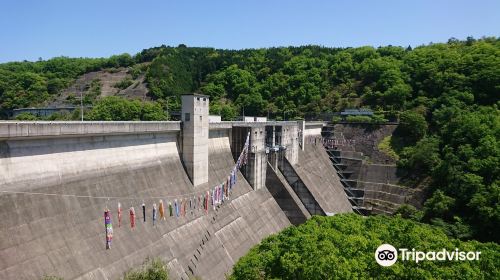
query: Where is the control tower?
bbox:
[181,94,209,186]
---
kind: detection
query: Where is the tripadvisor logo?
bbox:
[375,244,481,267]
[375,244,398,266]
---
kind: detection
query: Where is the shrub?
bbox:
[124,258,169,280]
[371,113,388,123]
[14,112,39,120]
[331,116,342,123]
[114,78,134,90]
[345,115,372,122]
[378,136,399,160]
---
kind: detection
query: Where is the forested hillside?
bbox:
[0,37,498,243]
[230,214,500,280]
[2,37,498,119]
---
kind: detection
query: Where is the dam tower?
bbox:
[181,93,209,186]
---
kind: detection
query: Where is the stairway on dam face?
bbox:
[323,124,424,214]
[0,129,290,280]
[330,150,424,214]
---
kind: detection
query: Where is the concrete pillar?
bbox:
[246,125,266,190]
[280,124,299,165]
[298,120,305,151]
[270,125,278,170]
[289,125,299,164]
[271,126,276,146]
[181,94,209,186]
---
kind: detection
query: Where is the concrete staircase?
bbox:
[326,148,423,215]
[327,149,369,214]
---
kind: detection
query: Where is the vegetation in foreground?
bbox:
[123,258,169,280]
[230,214,500,280]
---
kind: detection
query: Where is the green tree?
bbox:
[395,110,428,143]
[202,64,257,100]
[423,190,456,220]
[146,53,195,99]
[398,136,441,177]
[87,96,166,121]
[231,214,500,280]
[14,112,39,120]
[209,100,238,120]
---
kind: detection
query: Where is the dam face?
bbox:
[0,95,352,279]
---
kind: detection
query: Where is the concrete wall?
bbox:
[358,164,400,185]
[0,132,179,190]
[303,122,324,137]
[330,134,424,214]
[265,163,310,225]
[0,125,290,280]
[295,138,353,214]
[208,115,221,123]
[331,123,397,164]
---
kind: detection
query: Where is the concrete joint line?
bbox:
[214,216,243,236]
[363,189,406,197]
[215,232,235,265]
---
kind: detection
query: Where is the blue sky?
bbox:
[0,0,498,62]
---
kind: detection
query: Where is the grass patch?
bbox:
[378,135,399,160]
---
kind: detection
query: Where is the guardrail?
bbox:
[0,121,181,140]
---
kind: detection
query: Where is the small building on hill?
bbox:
[340,109,373,120]
[12,107,87,118]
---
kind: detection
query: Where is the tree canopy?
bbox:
[86,96,167,121]
[230,214,500,280]
[3,37,498,120]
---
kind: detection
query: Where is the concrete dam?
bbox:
[0,94,352,280]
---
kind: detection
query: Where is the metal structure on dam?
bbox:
[0,94,352,280]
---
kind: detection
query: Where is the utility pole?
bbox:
[166,98,169,121]
[165,96,175,121]
[80,86,84,121]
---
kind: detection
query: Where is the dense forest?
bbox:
[230,214,500,279]
[0,37,498,243]
[2,37,498,120]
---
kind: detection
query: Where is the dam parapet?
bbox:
[0,121,181,140]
